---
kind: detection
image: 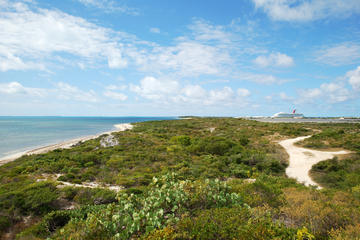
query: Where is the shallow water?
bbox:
[0,116,175,158]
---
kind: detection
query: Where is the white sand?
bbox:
[0,123,133,166]
[279,136,349,188]
[56,181,123,192]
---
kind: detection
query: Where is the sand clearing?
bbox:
[37,174,123,192]
[279,136,349,188]
[0,123,133,166]
[56,181,123,192]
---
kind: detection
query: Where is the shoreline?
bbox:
[0,123,133,166]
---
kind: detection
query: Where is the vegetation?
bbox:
[298,124,360,152]
[296,123,360,191]
[0,118,359,239]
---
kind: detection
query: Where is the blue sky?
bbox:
[1,0,360,117]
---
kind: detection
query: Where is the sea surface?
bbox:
[0,116,175,159]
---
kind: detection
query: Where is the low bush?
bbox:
[0,181,58,216]
[230,175,285,208]
[144,207,301,240]
[310,156,360,190]
[190,137,235,156]
[170,135,191,146]
[72,188,117,205]
[280,188,360,239]
[329,224,360,240]
[0,215,10,234]
[53,173,245,240]
[17,205,107,239]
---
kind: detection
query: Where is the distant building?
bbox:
[272,109,304,118]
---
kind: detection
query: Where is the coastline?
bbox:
[0,123,133,166]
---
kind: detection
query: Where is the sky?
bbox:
[1,0,360,117]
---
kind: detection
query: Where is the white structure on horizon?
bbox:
[272,109,304,118]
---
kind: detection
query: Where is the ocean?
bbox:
[0,116,175,159]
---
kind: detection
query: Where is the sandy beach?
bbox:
[279,136,349,188]
[0,123,133,166]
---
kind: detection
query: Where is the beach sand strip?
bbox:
[0,123,133,166]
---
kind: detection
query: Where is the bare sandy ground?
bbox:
[278,136,349,188]
[56,181,123,192]
[0,123,133,166]
[37,174,123,192]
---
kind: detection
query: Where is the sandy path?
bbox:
[0,123,133,166]
[36,173,123,192]
[56,181,123,192]
[278,136,349,188]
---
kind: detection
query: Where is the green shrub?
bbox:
[16,181,59,215]
[73,188,116,205]
[0,215,10,234]
[329,224,360,240]
[170,135,191,146]
[145,207,297,240]
[281,188,360,239]
[310,156,360,190]
[177,207,250,239]
[231,175,285,208]
[61,186,78,200]
[54,173,246,240]
[18,205,107,239]
[190,137,235,156]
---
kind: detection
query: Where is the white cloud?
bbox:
[181,85,207,99]
[0,81,98,102]
[150,27,160,34]
[0,48,46,71]
[207,87,234,104]
[189,19,232,43]
[315,42,360,66]
[103,91,127,101]
[252,0,360,21]
[76,0,138,15]
[265,95,273,101]
[298,83,350,103]
[129,19,238,78]
[56,82,98,102]
[142,41,232,77]
[321,83,350,102]
[105,84,127,91]
[107,49,128,69]
[130,76,179,100]
[130,76,250,106]
[237,88,251,97]
[0,1,130,71]
[297,66,360,104]
[240,73,284,85]
[279,92,293,101]
[254,52,294,68]
[346,66,360,91]
[299,88,322,99]
[177,86,239,106]
[0,81,46,97]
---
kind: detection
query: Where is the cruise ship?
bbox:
[272,109,304,118]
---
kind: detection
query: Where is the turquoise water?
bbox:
[0,116,175,159]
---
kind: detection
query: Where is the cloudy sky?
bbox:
[1,0,360,116]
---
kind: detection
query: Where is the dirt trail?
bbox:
[56,180,123,192]
[278,136,349,188]
[37,174,123,192]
